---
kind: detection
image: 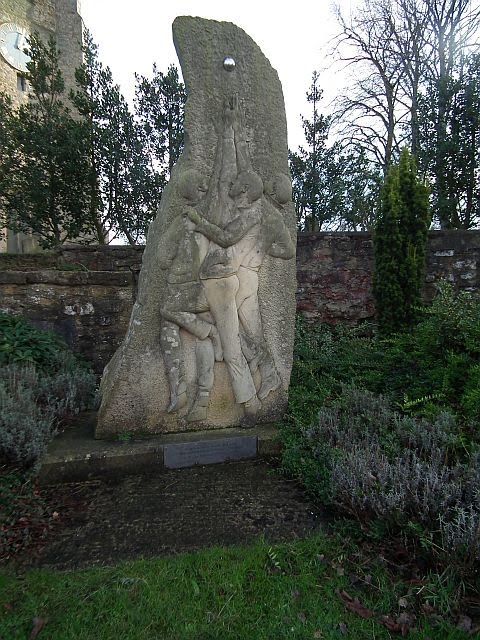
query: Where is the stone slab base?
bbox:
[38,412,282,485]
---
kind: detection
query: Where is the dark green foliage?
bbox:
[72,31,163,245]
[418,53,480,229]
[289,72,338,232]
[135,63,186,185]
[298,388,480,568]
[411,282,480,418]
[0,35,92,248]
[281,283,480,572]
[0,313,65,369]
[0,314,97,467]
[289,73,380,232]
[0,95,14,233]
[373,148,430,334]
[286,283,479,423]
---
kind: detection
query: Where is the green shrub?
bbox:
[373,147,430,335]
[0,364,56,466]
[0,361,97,466]
[0,313,66,369]
[0,314,98,467]
[281,301,480,574]
[294,387,480,567]
[461,364,480,422]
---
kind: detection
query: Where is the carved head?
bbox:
[229,170,263,207]
[266,173,292,205]
[177,169,208,204]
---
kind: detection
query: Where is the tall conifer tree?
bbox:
[373,148,430,334]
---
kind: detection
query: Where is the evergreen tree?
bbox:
[134,63,186,191]
[336,147,381,231]
[417,53,480,228]
[73,31,162,244]
[0,35,92,248]
[373,147,430,334]
[289,71,343,231]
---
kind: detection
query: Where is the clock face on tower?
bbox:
[0,22,31,72]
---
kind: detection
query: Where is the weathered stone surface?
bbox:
[96,17,297,437]
[0,271,27,284]
[0,278,134,374]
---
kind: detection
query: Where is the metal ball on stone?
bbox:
[223,56,236,71]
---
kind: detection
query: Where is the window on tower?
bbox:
[17,73,27,92]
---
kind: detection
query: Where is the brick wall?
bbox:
[0,232,478,373]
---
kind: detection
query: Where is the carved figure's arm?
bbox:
[187,207,259,248]
[233,111,252,174]
[157,216,182,269]
[218,102,237,204]
[264,210,295,260]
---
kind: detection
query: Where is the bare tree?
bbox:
[331,0,480,227]
[331,0,410,173]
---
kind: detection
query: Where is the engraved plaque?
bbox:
[164,436,257,469]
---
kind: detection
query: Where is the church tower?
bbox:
[0,0,84,251]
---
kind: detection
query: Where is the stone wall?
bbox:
[296,230,480,324]
[0,232,478,373]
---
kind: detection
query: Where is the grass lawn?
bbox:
[0,533,468,639]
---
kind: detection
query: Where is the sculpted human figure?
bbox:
[187,99,263,423]
[158,169,223,421]
[188,102,295,401]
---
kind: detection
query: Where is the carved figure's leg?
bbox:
[197,311,223,362]
[162,297,223,362]
[186,337,215,422]
[160,320,187,413]
[236,266,281,399]
[202,275,258,407]
[161,310,211,340]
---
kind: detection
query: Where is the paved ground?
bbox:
[29,459,324,570]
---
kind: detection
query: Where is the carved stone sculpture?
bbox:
[96,17,296,437]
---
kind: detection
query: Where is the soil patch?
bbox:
[10,459,324,570]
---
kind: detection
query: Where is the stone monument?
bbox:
[96,16,297,437]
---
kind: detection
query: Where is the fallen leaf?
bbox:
[313,631,323,638]
[398,596,408,608]
[457,615,473,632]
[338,621,348,635]
[337,589,374,619]
[378,614,402,634]
[298,611,307,624]
[52,511,59,519]
[29,617,48,640]
[421,602,435,614]
[397,611,416,636]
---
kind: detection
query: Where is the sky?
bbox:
[78,0,354,152]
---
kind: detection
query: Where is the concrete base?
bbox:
[38,412,282,485]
